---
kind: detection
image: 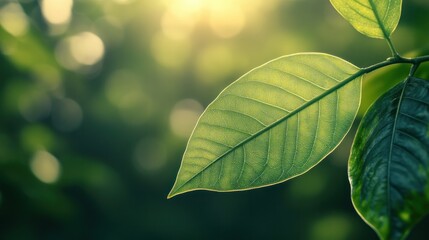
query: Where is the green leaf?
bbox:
[350,77,429,240]
[168,53,362,198]
[330,0,402,39]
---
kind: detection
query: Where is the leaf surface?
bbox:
[350,77,429,240]
[330,0,402,39]
[169,53,362,198]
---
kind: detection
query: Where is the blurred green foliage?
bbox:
[0,0,428,239]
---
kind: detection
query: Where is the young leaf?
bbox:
[349,77,429,240]
[168,53,362,198]
[330,0,402,39]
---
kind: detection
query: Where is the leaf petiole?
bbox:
[361,54,429,77]
[386,37,401,59]
[330,54,429,98]
[408,63,420,77]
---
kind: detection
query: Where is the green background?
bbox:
[0,0,428,239]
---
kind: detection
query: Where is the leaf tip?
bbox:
[167,187,178,199]
[166,193,174,199]
[167,184,186,199]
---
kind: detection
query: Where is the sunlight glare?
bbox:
[161,0,202,40]
[0,3,29,37]
[158,0,284,40]
[161,9,195,40]
[113,0,134,4]
[209,1,246,38]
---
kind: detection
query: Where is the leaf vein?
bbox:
[236,146,246,184]
[250,130,271,185]
[392,143,427,171]
[288,58,341,83]
[200,122,252,136]
[210,108,267,126]
[403,96,429,107]
[302,102,320,167]
[399,112,427,125]
[265,66,329,90]
[221,93,291,113]
[240,80,309,102]
[193,137,233,149]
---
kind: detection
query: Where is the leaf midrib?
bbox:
[368,0,390,38]
[172,70,362,194]
[386,78,409,235]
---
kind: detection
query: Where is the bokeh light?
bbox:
[209,1,246,38]
[30,150,61,184]
[41,0,73,25]
[0,3,28,37]
[55,32,105,70]
[70,32,105,66]
[161,5,198,40]
[169,99,204,138]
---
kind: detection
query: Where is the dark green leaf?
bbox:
[350,76,429,240]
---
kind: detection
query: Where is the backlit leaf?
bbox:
[330,0,402,39]
[350,77,429,240]
[168,53,362,198]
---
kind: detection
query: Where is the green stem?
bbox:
[386,37,401,59]
[331,55,429,97]
[386,38,399,58]
[409,63,420,77]
[362,55,429,74]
